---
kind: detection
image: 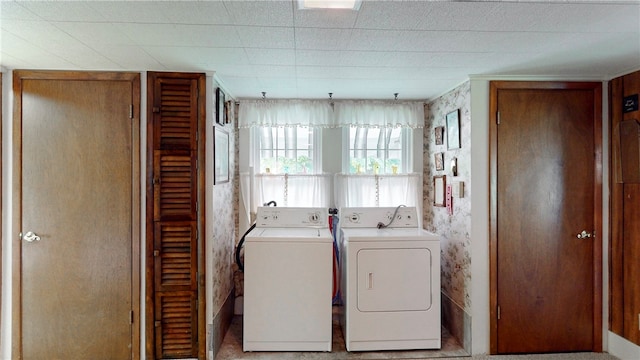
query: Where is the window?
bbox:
[345,126,412,174]
[249,125,330,207]
[254,126,320,174]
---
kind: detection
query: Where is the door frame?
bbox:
[11,70,141,359]
[488,80,603,353]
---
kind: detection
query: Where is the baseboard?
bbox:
[608,331,640,360]
[211,289,235,359]
[441,292,472,354]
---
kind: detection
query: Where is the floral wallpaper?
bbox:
[423,81,472,312]
[211,104,238,313]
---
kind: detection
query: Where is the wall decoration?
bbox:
[435,126,445,145]
[433,175,446,207]
[446,109,461,149]
[225,100,233,124]
[435,152,444,171]
[214,126,229,184]
[450,157,458,176]
[216,87,226,125]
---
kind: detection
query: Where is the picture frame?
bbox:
[214,126,229,184]
[435,152,444,171]
[446,109,461,150]
[435,126,445,145]
[216,87,226,125]
[433,175,446,207]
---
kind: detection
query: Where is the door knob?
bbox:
[22,231,41,242]
[576,230,592,239]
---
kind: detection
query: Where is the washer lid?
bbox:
[246,227,333,242]
[341,227,440,242]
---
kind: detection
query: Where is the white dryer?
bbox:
[243,207,333,352]
[339,207,441,351]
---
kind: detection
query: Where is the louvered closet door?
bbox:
[149,74,203,359]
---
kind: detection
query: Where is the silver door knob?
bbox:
[22,231,41,242]
[576,230,592,239]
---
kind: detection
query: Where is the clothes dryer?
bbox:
[243,207,333,352]
[339,207,441,351]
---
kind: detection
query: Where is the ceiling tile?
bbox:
[19,1,106,22]
[0,1,41,21]
[245,48,296,66]
[294,8,358,28]
[235,26,295,49]
[295,27,353,50]
[223,0,294,27]
[118,23,241,47]
[53,22,135,46]
[143,46,249,70]
[355,1,431,30]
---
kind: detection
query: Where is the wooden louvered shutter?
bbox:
[148,74,203,359]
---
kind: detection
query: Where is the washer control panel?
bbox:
[340,207,419,228]
[255,207,328,228]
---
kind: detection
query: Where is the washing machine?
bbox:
[243,207,333,352]
[339,206,441,351]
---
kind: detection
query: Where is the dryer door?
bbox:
[357,248,432,312]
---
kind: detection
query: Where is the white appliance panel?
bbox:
[339,215,441,352]
[249,227,333,241]
[357,248,432,312]
[243,206,333,352]
[244,242,332,345]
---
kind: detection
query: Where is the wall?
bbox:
[208,77,237,359]
[466,75,640,359]
[608,69,640,357]
[423,81,472,353]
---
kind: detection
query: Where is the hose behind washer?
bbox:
[236,200,277,272]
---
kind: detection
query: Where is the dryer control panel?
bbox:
[340,207,419,228]
[255,207,328,228]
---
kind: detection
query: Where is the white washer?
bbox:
[243,207,333,352]
[339,207,441,352]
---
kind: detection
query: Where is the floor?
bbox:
[216,311,466,360]
[215,314,620,360]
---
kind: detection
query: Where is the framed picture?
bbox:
[435,126,444,145]
[446,109,461,149]
[435,152,444,171]
[214,126,229,184]
[216,87,226,125]
[433,175,446,207]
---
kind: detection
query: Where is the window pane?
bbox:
[258,126,315,175]
[388,128,402,150]
[348,126,409,174]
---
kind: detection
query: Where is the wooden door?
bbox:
[489,81,602,354]
[146,72,205,359]
[12,71,140,360]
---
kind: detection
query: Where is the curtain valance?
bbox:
[334,100,424,129]
[238,100,334,128]
[239,99,425,129]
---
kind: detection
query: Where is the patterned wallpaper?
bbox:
[211,105,238,313]
[423,81,472,312]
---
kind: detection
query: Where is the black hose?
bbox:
[235,222,256,272]
[236,200,277,272]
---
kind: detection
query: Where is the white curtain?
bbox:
[334,173,422,219]
[334,100,424,129]
[238,99,424,129]
[238,100,334,128]
[254,174,333,208]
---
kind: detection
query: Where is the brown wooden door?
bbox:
[490,81,602,354]
[13,71,140,360]
[146,72,205,359]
